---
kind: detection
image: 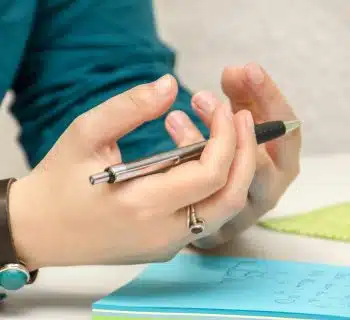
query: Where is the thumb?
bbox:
[72,74,178,148]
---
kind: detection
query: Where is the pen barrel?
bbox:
[108,142,206,183]
[255,121,286,145]
[90,120,294,185]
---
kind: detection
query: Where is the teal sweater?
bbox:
[0,0,208,168]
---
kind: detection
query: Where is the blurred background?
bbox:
[0,0,349,177]
[154,0,350,151]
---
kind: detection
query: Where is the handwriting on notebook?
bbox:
[94,254,350,318]
[218,260,350,309]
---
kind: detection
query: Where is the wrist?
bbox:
[8,176,49,271]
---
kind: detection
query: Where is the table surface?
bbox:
[1,153,350,319]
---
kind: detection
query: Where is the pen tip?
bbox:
[284,120,302,134]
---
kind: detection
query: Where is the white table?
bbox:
[2,154,350,319]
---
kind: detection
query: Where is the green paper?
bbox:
[258,202,350,241]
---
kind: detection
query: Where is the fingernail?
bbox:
[155,74,173,96]
[245,63,265,85]
[167,111,189,134]
[245,111,255,132]
[192,91,218,114]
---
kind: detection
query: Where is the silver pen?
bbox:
[89,120,301,185]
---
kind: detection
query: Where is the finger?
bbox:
[243,63,295,120]
[224,172,284,237]
[190,90,278,183]
[71,74,178,148]
[192,93,258,206]
[165,110,204,147]
[223,146,290,237]
[220,110,257,206]
[221,66,262,117]
[193,110,257,234]
[166,97,256,234]
[190,91,219,128]
[225,150,291,237]
[222,63,298,121]
[222,137,294,238]
[133,98,237,213]
[221,66,255,108]
[223,63,301,171]
[243,63,301,171]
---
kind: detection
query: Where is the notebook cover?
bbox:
[92,254,350,319]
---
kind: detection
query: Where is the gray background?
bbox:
[1,0,349,177]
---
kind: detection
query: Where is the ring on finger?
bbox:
[187,204,205,235]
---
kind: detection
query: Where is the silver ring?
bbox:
[187,204,205,235]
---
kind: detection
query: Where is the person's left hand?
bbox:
[166,63,302,249]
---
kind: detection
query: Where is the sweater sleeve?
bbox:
[11,0,209,168]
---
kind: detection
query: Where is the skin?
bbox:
[8,73,258,271]
[165,63,302,249]
[7,63,301,270]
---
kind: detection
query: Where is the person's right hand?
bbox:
[8,74,256,270]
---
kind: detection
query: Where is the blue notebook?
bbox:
[92,254,350,319]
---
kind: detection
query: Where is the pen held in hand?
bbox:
[89,120,301,185]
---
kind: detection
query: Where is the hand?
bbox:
[218,63,301,238]
[8,74,255,270]
[165,89,257,250]
[171,63,301,249]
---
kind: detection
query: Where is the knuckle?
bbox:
[224,191,247,212]
[232,194,248,212]
[263,195,280,212]
[70,114,83,131]
[126,85,157,119]
[70,113,90,138]
[208,169,228,190]
[184,130,203,144]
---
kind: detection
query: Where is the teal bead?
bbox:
[0,269,27,290]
